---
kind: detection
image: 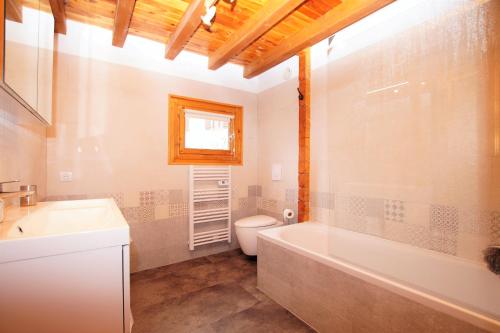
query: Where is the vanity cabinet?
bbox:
[0,244,131,333]
[0,199,132,333]
[0,0,54,124]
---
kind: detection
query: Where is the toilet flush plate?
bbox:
[272,164,282,181]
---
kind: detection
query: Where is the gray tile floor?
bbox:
[131,249,315,333]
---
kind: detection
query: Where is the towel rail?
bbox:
[189,166,231,250]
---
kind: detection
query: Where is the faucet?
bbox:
[0,181,38,223]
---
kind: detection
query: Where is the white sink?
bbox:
[0,199,131,333]
[0,199,129,263]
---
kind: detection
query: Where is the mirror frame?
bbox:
[0,0,50,126]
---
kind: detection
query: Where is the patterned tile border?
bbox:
[139,191,155,206]
[44,188,499,262]
[310,192,334,210]
[384,199,404,223]
[331,194,497,261]
[248,185,262,197]
[430,204,458,234]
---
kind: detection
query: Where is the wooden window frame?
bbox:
[168,95,243,165]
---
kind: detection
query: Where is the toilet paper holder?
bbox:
[283,208,295,222]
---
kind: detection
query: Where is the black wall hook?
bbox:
[297,88,304,100]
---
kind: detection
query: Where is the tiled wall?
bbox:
[0,88,47,200]
[46,52,260,272]
[310,0,500,263]
[256,75,299,223]
[256,188,299,223]
[47,185,260,271]
[332,195,499,260]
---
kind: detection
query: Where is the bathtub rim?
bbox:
[258,222,500,333]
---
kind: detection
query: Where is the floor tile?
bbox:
[130,250,315,333]
[131,257,211,283]
[132,283,259,333]
[210,301,315,333]
[131,261,219,312]
[205,248,246,263]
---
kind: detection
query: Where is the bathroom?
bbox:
[0,0,499,332]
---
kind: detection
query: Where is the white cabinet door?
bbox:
[0,246,124,333]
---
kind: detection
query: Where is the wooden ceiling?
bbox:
[24,0,394,78]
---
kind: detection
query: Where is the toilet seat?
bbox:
[234,215,277,228]
[234,215,281,256]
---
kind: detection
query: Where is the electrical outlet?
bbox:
[59,171,73,182]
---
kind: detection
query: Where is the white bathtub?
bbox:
[258,222,500,333]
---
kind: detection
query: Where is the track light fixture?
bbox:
[201,0,236,30]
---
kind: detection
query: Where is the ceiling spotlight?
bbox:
[393,89,399,93]
[202,0,217,28]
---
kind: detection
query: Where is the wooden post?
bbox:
[298,48,310,222]
[0,0,4,78]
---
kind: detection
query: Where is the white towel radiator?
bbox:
[189,166,232,250]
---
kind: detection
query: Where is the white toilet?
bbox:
[235,215,282,256]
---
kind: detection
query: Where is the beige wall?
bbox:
[254,65,333,224]
[0,88,47,200]
[256,78,299,222]
[8,0,497,272]
[46,52,260,272]
[311,0,500,262]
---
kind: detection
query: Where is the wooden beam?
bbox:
[244,0,394,78]
[165,0,205,60]
[6,0,22,23]
[298,48,310,223]
[208,0,306,70]
[112,0,137,47]
[1,0,5,76]
[48,0,67,34]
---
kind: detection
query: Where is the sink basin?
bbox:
[11,202,112,237]
[0,199,129,263]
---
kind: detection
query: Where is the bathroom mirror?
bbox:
[4,0,39,110]
[36,0,54,124]
[1,0,54,125]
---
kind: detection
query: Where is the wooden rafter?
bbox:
[165,0,205,60]
[208,0,306,70]
[112,0,137,47]
[6,0,22,23]
[298,48,310,223]
[20,0,340,66]
[244,0,394,78]
[48,0,67,34]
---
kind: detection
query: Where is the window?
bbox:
[168,95,243,165]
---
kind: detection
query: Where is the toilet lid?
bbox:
[234,215,277,228]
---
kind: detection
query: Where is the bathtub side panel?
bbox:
[257,238,490,333]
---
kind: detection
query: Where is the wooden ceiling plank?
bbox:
[48,0,67,34]
[243,0,395,78]
[208,0,306,70]
[112,0,137,47]
[165,0,205,60]
[6,0,23,23]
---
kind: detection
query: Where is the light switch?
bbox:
[272,164,282,181]
[60,171,73,182]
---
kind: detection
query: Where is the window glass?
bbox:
[184,110,231,150]
[169,95,243,165]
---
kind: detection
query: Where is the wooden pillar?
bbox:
[298,48,310,222]
[0,0,4,77]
